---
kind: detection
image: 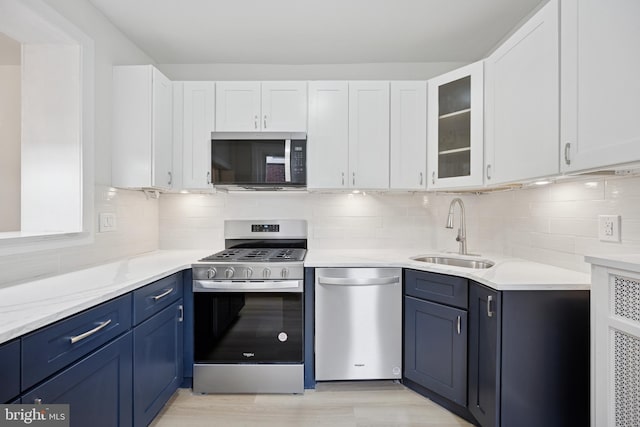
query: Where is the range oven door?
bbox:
[211,132,306,188]
[193,283,303,364]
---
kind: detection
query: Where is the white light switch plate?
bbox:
[598,215,620,242]
[99,212,117,233]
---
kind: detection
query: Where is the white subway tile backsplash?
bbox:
[0,186,159,287]
[155,175,640,273]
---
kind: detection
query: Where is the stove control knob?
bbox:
[224,268,235,279]
[245,268,253,278]
[281,267,289,279]
[206,268,217,279]
[263,268,271,278]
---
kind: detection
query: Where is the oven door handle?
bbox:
[193,280,302,292]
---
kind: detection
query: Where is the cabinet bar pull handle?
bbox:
[432,171,435,185]
[352,172,355,186]
[341,172,345,186]
[168,171,172,185]
[254,115,258,129]
[487,295,494,318]
[152,288,174,301]
[457,316,461,334]
[564,143,571,165]
[70,319,112,344]
[178,304,184,322]
[486,164,492,180]
[419,172,423,186]
[207,171,211,184]
[264,115,267,129]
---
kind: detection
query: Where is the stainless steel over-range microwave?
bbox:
[211,132,306,190]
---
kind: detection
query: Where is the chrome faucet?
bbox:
[446,198,467,255]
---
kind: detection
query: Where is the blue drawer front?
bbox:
[22,331,133,427]
[21,294,132,390]
[0,339,20,403]
[405,269,468,309]
[133,273,182,325]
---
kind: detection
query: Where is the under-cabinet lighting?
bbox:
[533,180,552,186]
[180,190,190,194]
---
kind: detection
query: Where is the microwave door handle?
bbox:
[284,139,292,182]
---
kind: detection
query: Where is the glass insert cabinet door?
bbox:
[427,61,484,189]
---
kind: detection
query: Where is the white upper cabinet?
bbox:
[112,65,173,190]
[307,81,390,190]
[349,81,390,190]
[427,61,484,190]
[215,81,307,132]
[390,81,427,190]
[176,81,215,190]
[261,81,308,132]
[560,0,640,173]
[215,82,261,131]
[307,81,349,189]
[484,0,559,185]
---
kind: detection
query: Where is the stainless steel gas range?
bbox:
[191,220,307,394]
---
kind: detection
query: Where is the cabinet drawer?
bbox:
[133,273,182,325]
[22,331,133,426]
[22,294,132,390]
[405,270,468,309]
[0,339,20,403]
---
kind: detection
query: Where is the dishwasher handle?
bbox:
[317,276,401,286]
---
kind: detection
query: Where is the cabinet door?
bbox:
[182,82,214,190]
[152,67,174,189]
[215,82,261,131]
[22,332,133,427]
[307,81,349,189]
[261,81,307,132]
[349,81,390,189]
[0,339,20,403]
[468,283,501,427]
[133,300,184,427]
[560,0,640,172]
[390,81,427,190]
[485,0,559,185]
[427,61,483,190]
[404,296,467,405]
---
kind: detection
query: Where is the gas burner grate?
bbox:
[199,248,306,263]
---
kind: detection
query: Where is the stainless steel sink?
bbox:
[411,255,495,269]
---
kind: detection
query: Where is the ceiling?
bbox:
[88,0,545,65]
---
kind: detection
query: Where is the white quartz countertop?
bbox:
[585,253,640,273]
[0,248,591,345]
[0,250,210,345]
[305,249,591,291]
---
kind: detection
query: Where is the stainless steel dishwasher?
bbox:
[314,267,402,381]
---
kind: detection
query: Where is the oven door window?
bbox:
[194,292,303,363]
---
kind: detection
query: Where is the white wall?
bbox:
[0,0,159,287]
[0,65,21,232]
[159,175,640,274]
[157,62,467,81]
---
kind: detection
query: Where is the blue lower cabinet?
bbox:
[404,296,467,405]
[22,331,133,427]
[133,300,184,427]
[0,339,20,403]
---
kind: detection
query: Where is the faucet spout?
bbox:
[445,198,467,255]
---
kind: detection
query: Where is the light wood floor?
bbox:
[151,381,473,427]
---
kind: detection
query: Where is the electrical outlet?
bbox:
[99,212,117,233]
[598,215,621,242]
